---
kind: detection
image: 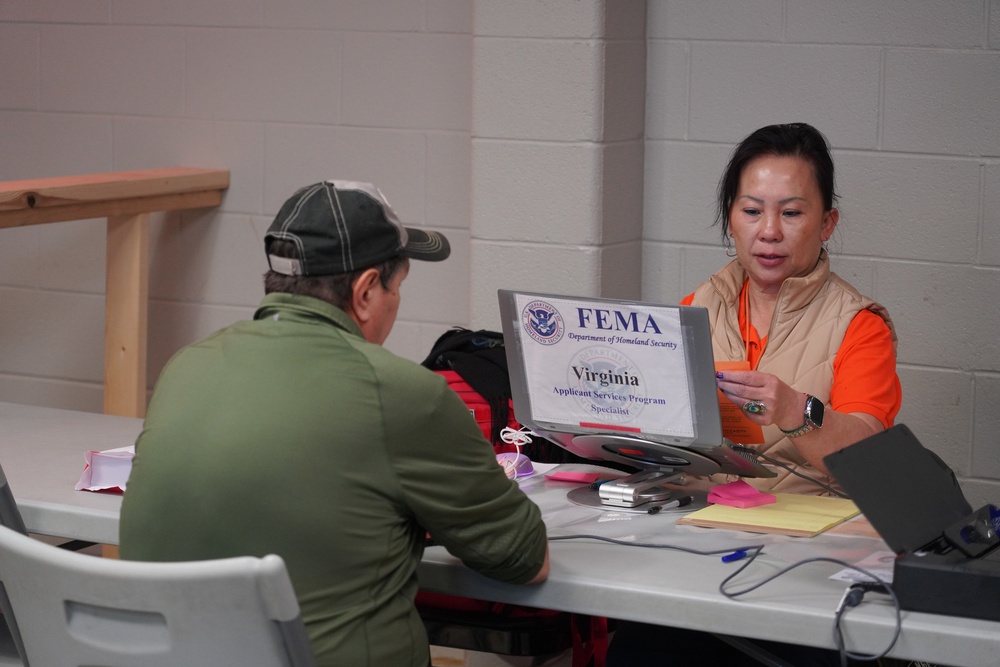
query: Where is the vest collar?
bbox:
[710,251,831,320]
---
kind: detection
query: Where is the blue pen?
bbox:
[721,549,748,563]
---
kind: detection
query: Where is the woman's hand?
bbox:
[714,369,804,432]
[714,369,883,473]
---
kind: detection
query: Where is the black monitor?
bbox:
[498,290,773,509]
[824,424,974,554]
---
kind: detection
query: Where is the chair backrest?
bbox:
[0,628,20,667]
[0,525,316,667]
[0,464,27,536]
[0,463,26,666]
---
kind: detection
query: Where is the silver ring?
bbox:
[742,400,767,415]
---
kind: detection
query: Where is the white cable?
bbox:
[499,426,535,449]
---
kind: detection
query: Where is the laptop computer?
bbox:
[823,424,974,554]
[824,424,1000,621]
[497,289,773,482]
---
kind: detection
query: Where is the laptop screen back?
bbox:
[823,424,972,554]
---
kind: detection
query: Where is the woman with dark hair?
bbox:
[606,123,901,665]
[689,121,900,496]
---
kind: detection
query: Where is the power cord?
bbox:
[832,580,899,667]
[729,444,848,498]
[719,554,900,667]
[549,534,901,666]
[548,533,765,560]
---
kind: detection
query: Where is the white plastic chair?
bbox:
[0,524,316,667]
[0,464,26,666]
[2,460,100,666]
[0,466,26,537]
[0,631,19,667]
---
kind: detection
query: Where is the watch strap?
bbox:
[780,421,816,438]
[780,395,822,438]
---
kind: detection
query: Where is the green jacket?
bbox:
[120,293,547,666]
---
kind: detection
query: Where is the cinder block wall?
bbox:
[642,0,1000,505]
[468,0,647,324]
[0,1,475,410]
[1,0,997,503]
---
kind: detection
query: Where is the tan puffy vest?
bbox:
[691,255,897,495]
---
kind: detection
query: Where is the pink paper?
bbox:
[707,479,776,509]
[544,471,601,484]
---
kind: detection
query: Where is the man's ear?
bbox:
[347,268,382,325]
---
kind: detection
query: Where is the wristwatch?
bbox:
[780,395,824,438]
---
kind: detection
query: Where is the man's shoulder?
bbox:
[349,338,444,387]
[153,322,244,373]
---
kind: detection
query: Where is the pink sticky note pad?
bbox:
[545,471,601,484]
[707,479,776,508]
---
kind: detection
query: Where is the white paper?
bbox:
[75,445,135,492]
[829,549,896,584]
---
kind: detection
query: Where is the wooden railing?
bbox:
[0,168,230,418]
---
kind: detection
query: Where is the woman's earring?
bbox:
[724,237,737,258]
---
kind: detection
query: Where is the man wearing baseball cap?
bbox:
[120,181,550,666]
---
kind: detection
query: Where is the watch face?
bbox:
[806,396,824,428]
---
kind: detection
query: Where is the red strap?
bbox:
[571,615,609,667]
[435,369,521,453]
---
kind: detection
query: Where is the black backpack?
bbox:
[422,327,586,463]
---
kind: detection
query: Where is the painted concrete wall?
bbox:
[0,0,475,410]
[641,0,1000,506]
[1,0,997,503]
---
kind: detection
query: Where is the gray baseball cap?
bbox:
[265,180,450,276]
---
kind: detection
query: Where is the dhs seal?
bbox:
[522,300,564,345]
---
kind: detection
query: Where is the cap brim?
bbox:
[404,228,450,262]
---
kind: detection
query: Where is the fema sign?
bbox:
[512,292,694,439]
[521,300,564,345]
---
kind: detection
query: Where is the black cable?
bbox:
[729,444,848,498]
[548,533,765,559]
[833,588,863,667]
[719,554,901,665]
[549,534,901,666]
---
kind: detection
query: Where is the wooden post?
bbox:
[104,214,150,418]
[0,167,229,416]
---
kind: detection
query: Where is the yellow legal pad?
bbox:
[677,494,860,537]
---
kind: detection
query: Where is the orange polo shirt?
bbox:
[681,284,901,428]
